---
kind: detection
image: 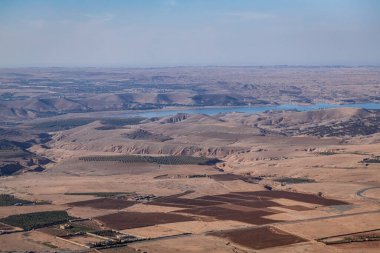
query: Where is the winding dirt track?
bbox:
[356,186,380,202]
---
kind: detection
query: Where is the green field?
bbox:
[79,155,221,165]
[275,177,316,184]
[319,151,337,156]
[0,194,33,206]
[0,211,72,230]
[64,192,133,198]
[0,194,50,206]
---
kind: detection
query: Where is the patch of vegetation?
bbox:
[31,118,96,131]
[0,163,24,176]
[362,157,380,163]
[94,126,120,130]
[92,230,117,237]
[0,194,33,206]
[300,117,380,137]
[319,151,337,156]
[122,129,172,142]
[42,242,58,249]
[64,192,133,198]
[0,211,73,230]
[0,140,30,153]
[0,92,29,101]
[67,223,95,233]
[188,174,208,178]
[79,155,222,165]
[31,117,147,132]
[192,94,245,106]
[275,177,316,184]
[0,141,19,152]
[0,141,33,169]
[100,117,145,126]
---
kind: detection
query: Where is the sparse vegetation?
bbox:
[0,194,33,206]
[300,118,380,137]
[0,163,23,176]
[319,151,337,156]
[31,117,146,132]
[0,211,73,230]
[188,174,208,178]
[64,192,133,198]
[0,141,19,152]
[31,118,96,131]
[66,223,95,233]
[79,155,222,165]
[361,157,380,163]
[0,140,28,153]
[275,177,316,184]
[91,229,118,237]
[122,129,173,142]
[100,117,145,126]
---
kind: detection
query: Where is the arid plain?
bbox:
[1,67,380,252]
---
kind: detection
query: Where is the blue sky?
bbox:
[0,0,379,67]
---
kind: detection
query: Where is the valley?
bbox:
[0,67,380,252]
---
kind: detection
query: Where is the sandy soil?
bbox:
[1,107,380,252]
[0,231,83,252]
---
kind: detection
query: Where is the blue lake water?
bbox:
[125,103,380,118]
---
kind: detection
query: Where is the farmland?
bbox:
[68,198,136,210]
[0,67,380,252]
[64,192,133,198]
[79,155,222,165]
[209,226,307,249]
[0,194,48,206]
[0,211,72,230]
[96,212,195,230]
[274,177,316,184]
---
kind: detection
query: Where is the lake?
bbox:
[125,103,380,118]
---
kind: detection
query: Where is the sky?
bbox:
[0,0,379,67]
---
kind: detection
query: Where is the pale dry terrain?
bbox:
[0,106,379,252]
[1,67,380,252]
[1,66,380,120]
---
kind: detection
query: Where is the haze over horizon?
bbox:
[0,0,379,67]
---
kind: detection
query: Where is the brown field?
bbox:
[277,205,313,211]
[37,227,72,237]
[232,191,348,206]
[147,197,222,207]
[197,195,282,208]
[68,198,136,210]
[144,202,195,208]
[209,226,308,250]
[95,211,195,230]
[1,67,380,252]
[62,233,105,246]
[211,192,273,200]
[100,246,137,253]
[174,205,277,225]
[148,189,342,212]
[208,173,243,181]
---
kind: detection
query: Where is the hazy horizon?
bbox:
[1,0,379,67]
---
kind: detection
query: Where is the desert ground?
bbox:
[1,67,380,252]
